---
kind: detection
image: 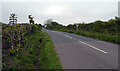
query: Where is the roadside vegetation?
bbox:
[39,30,62,69]
[0,22,2,70]
[0,22,2,38]
[2,23,62,70]
[46,16,120,44]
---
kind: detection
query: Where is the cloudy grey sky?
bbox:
[1,0,119,25]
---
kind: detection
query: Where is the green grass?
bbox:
[2,28,62,70]
[65,30,119,44]
[39,30,62,69]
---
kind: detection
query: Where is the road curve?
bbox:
[43,29,118,69]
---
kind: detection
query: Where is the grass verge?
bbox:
[63,30,119,45]
[39,30,62,69]
[48,29,119,45]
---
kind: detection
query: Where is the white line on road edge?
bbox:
[65,35,72,39]
[78,41,108,54]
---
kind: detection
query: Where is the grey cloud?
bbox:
[2,2,118,25]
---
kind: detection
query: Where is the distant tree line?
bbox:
[46,16,120,35]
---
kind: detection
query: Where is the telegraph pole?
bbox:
[9,13,18,25]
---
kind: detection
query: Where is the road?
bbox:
[43,29,118,69]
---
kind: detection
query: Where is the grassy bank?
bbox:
[39,30,62,69]
[2,25,62,70]
[2,25,42,70]
[48,28,119,45]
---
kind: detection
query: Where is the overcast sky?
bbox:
[1,0,119,25]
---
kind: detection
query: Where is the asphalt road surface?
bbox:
[43,29,118,69]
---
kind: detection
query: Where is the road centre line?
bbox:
[64,34,108,54]
[51,31,108,54]
[51,31,63,35]
[51,31,56,32]
[78,41,108,54]
[64,35,72,39]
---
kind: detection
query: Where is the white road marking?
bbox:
[57,32,62,35]
[78,41,108,54]
[51,31,56,32]
[51,31,63,35]
[50,30,108,54]
[65,35,72,39]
